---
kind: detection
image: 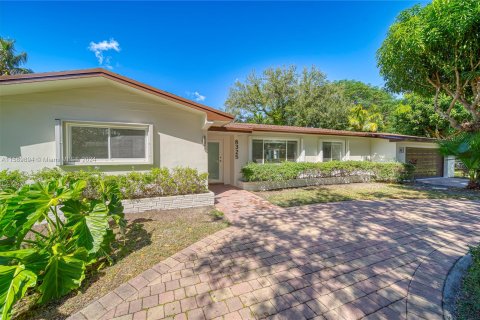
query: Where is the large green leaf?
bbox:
[0,179,87,245]
[0,191,27,238]
[0,248,50,277]
[37,244,87,304]
[0,248,37,265]
[107,193,126,236]
[22,179,86,214]
[100,181,126,236]
[0,264,37,320]
[63,200,109,255]
[0,237,16,252]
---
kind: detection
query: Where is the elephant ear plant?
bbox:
[0,177,126,319]
[439,132,480,189]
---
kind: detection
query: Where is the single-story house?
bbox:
[0,69,454,187]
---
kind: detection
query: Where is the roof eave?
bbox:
[210,124,437,142]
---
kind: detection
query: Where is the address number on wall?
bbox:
[234,139,239,159]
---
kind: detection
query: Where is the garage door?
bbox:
[405,147,444,178]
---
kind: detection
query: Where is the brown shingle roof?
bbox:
[209,123,437,142]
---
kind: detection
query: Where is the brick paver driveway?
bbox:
[71,186,480,320]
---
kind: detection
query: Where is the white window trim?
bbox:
[319,139,347,162]
[248,136,300,164]
[63,120,153,166]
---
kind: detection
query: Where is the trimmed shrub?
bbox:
[0,170,28,191]
[113,167,208,199]
[0,167,208,199]
[241,161,415,183]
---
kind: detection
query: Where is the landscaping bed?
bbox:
[255,182,480,207]
[241,161,414,183]
[13,206,229,320]
[0,167,209,199]
[0,168,219,320]
[1,167,213,213]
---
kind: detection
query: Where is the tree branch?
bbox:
[428,77,462,130]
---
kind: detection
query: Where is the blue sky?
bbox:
[1,1,426,111]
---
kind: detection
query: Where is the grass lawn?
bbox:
[255,182,480,207]
[14,207,229,320]
[456,244,480,320]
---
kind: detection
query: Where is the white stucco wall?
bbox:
[303,136,319,162]
[220,132,375,186]
[0,83,208,173]
[348,137,371,161]
[233,134,249,186]
[370,139,397,162]
[209,131,448,185]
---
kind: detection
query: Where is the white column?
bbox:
[444,156,455,177]
[54,119,63,166]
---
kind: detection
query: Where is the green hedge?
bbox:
[0,169,28,190]
[0,167,208,199]
[241,161,415,182]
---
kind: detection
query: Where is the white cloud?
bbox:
[187,91,206,102]
[88,39,120,68]
[193,91,206,102]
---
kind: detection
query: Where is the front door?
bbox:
[208,141,223,183]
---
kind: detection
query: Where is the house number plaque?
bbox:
[234,139,239,159]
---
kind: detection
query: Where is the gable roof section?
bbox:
[210,123,437,142]
[0,68,234,122]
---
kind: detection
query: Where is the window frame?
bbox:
[319,139,346,162]
[64,120,153,165]
[248,136,300,164]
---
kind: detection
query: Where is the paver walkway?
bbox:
[71,186,480,320]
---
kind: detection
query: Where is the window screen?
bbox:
[110,128,146,158]
[68,123,149,162]
[251,139,297,163]
[71,127,109,159]
[323,142,343,161]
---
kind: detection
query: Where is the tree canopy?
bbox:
[333,80,397,115]
[225,66,351,130]
[225,66,407,133]
[333,80,398,132]
[390,93,469,138]
[348,105,383,132]
[0,37,33,75]
[377,0,480,132]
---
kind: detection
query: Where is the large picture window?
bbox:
[65,121,152,164]
[251,139,298,163]
[322,141,343,162]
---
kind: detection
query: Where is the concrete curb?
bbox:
[443,253,472,320]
